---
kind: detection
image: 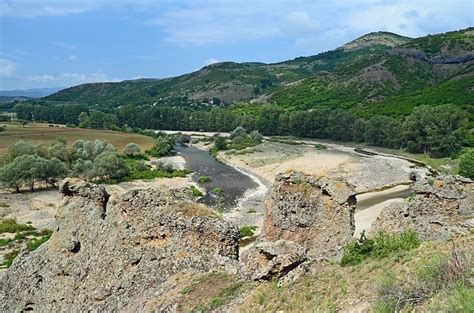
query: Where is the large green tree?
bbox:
[403,105,466,157]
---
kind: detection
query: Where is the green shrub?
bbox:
[341,230,420,266]
[198,175,212,183]
[459,149,474,179]
[212,187,222,195]
[239,225,257,238]
[314,143,327,150]
[190,185,203,197]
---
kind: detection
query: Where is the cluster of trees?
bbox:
[0,140,127,191]
[11,102,470,158]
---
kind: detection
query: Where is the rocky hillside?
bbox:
[43,28,473,116]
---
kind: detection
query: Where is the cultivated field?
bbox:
[0,122,155,155]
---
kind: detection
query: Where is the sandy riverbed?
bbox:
[219,141,422,193]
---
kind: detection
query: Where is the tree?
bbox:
[151,137,173,157]
[94,152,127,179]
[365,116,400,148]
[42,158,68,187]
[249,130,263,143]
[459,149,474,179]
[0,161,22,192]
[214,136,227,150]
[48,142,71,164]
[8,140,37,159]
[403,105,466,157]
[230,126,247,139]
[123,143,141,157]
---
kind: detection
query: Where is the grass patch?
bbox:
[239,225,257,239]
[189,185,203,197]
[198,175,212,183]
[1,249,19,268]
[0,218,35,234]
[191,281,249,312]
[373,244,472,312]
[247,208,257,214]
[314,143,328,150]
[341,230,420,266]
[0,238,13,247]
[0,201,9,208]
[24,229,53,251]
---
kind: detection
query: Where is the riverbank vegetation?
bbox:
[0,134,189,192]
[210,127,263,157]
[9,101,471,161]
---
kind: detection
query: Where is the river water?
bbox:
[175,145,258,210]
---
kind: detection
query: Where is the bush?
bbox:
[459,149,474,179]
[198,175,212,183]
[190,185,203,197]
[123,143,141,157]
[214,136,227,151]
[341,230,420,266]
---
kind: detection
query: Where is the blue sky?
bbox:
[0,0,472,90]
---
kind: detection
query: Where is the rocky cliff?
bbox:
[372,176,474,240]
[262,172,356,258]
[0,179,239,311]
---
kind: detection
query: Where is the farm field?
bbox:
[0,122,155,155]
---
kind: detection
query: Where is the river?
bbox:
[175,145,258,210]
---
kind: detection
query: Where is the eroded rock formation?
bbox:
[262,172,357,258]
[372,176,474,240]
[0,179,239,311]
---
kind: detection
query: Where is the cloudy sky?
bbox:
[0,0,472,90]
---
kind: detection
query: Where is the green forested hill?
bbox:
[43,28,473,118]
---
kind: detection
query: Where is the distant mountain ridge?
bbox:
[44,28,473,116]
[0,87,62,98]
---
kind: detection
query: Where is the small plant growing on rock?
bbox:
[198,176,212,184]
[189,185,203,197]
[239,225,257,239]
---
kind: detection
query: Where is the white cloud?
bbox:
[24,72,119,85]
[144,0,473,49]
[0,0,160,17]
[52,42,77,50]
[25,74,55,82]
[0,1,94,17]
[0,59,16,77]
[204,58,220,66]
[68,55,79,61]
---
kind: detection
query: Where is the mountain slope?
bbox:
[44,28,474,116]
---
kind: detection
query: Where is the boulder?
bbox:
[262,172,356,259]
[240,240,307,281]
[0,179,239,312]
[372,176,474,240]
